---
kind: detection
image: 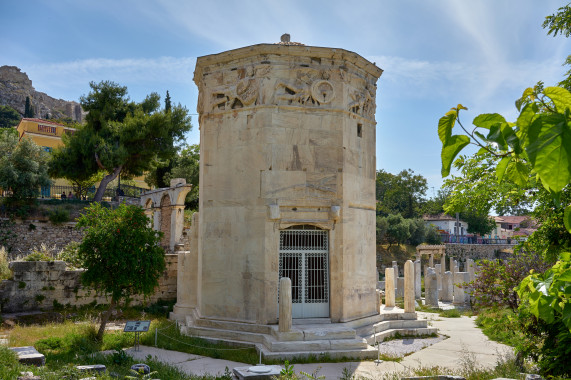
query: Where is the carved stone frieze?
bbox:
[348,83,376,119]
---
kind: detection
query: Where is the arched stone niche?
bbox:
[140,178,192,251]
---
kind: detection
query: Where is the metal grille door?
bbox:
[279,228,329,318]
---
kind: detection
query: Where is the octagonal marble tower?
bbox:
[173,41,383,327]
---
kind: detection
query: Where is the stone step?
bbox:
[194,318,273,335]
[259,346,379,361]
[263,335,369,353]
[270,324,356,341]
[364,327,438,345]
[292,318,331,325]
[355,319,428,337]
[186,326,265,344]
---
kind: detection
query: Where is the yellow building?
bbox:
[16,118,149,197]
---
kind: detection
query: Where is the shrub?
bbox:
[57,241,82,269]
[48,207,70,224]
[24,243,58,261]
[0,246,11,280]
[516,252,571,377]
[471,250,550,311]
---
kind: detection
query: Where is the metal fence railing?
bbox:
[1,184,147,201]
[440,234,518,245]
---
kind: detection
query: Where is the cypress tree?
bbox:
[24,96,32,117]
[165,90,172,113]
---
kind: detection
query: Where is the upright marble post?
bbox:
[385,267,395,307]
[450,257,455,277]
[396,277,405,298]
[467,259,475,283]
[404,260,415,313]
[453,272,470,305]
[392,261,399,289]
[429,254,434,268]
[435,263,442,292]
[440,254,446,280]
[441,271,453,302]
[425,267,439,307]
[414,260,421,299]
[279,277,292,332]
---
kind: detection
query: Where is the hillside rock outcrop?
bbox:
[0,65,83,122]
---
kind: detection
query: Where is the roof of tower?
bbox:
[194,42,383,83]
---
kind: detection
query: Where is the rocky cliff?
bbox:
[0,65,83,122]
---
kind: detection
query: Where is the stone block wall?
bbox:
[4,220,83,259]
[0,255,177,313]
[445,244,514,262]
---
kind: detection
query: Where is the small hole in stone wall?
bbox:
[231,67,237,71]
[285,87,295,95]
[292,207,297,211]
[357,123,362,138]
[300,64,309,67]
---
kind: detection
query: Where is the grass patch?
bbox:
[2,320,235,380]
[438,308,461,318]
[380,331,439,343]
[475,307,529,347]
[144,319,259,364]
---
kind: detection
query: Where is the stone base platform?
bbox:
[174,306,436,360]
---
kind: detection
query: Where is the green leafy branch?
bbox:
[438,86,571,232]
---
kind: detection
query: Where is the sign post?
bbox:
[124,321,151,351]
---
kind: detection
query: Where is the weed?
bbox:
[23,243,58,261]
[299,366,325,380]
[111,347,129,365]
[35,294,45,303]
[57,241,82,269]
[18,281,26,289]
[0,246,11,280]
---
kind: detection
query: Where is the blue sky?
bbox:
[1,0,570,196]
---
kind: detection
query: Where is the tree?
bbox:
[420,188,449,216]
[49,81,192,202]
[441,152,535,217]
[24,96,34,118]
[0,133,51,203]
[377,214,411,247]
[164,90,172,112]
[0,105,21,128]
[460,211,496,236]
[543,3,571,91]
[437,87,571,377]
[165,144,199,209]
[376,169,428,218]
[76,203,166,340]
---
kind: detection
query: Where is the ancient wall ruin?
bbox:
[4,220,83,259]
[0,255,177,313]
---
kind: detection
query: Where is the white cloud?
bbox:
[18,56,196,101]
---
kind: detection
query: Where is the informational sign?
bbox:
[124,320,151,333]
[124,320,151,352]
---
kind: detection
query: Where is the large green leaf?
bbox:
[441,135,470,177]
[438,111,456,144]
[565,205,571,234]
[526,113,571,193]
[559,269,571,282]
[496,156,512,183]
[472,113,506,130]
[562,302,571,332]
[544,86,571,113]
[487,124,508,151]
[516,103,539,147]
[505,160,530,187]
